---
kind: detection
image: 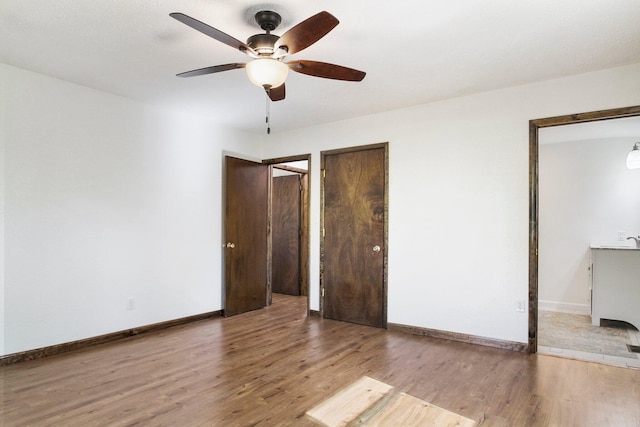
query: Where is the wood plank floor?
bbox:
[2,294,640,426]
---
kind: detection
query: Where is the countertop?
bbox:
[590,245,640,250]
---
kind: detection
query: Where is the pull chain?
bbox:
[265,95,271,135]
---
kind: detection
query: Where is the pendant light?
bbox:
[626,142,640,169]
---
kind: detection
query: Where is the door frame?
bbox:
[528,105,640,353]
[320,142,389,327]
[262,154,311,314]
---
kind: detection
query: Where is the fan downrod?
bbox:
[247,11,282,54]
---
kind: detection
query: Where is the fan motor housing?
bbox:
[247,33,279,55]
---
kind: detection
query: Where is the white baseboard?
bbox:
[539,300,590,315]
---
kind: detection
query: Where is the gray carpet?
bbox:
[538,311,638,359]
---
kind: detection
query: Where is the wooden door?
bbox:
[224,156,268,316]
[322,144,387,328]
[272,175,301,296]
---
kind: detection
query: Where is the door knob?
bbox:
[372,245,381,252]
[226,242,235,248]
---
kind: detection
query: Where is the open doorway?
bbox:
[222,154,310,317]
[264,155,311,313]
[536,116,640,367]
[528,105,640,367]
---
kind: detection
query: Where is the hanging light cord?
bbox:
[265,94,271,135]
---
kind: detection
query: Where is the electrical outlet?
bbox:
[126,298,135,310]
[516,300,525,313]
[618,231,627,241]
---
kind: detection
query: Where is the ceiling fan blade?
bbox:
[177,63,246,78]
[170,13,257,56]
[274,11,339,55]
[266,84,286,101]
[288,60,366,81]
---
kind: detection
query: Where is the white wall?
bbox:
[260,63,640,344]
[539,137,640,314]
[1,63,257,355]
[3,62,639,355]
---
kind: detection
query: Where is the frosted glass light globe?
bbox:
[245,58,288,89]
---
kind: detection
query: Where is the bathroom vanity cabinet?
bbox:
[590,246,640,330]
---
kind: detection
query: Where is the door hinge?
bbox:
[322,287,325,297]
[322,169,326,178]
[322,228,325,237]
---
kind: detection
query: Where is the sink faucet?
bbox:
[627,236,640,248]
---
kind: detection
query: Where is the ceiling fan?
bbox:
[170,10,366,101]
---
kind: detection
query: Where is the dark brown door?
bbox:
[224,156,268,316]
[322,145,387,328]
[272,175,301,296]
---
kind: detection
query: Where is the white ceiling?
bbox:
[541,116,640,145]
[2,0,639,134]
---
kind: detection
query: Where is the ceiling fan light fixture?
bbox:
[245,58,288,89]
[626,142,640,169]
[171,10,365,103]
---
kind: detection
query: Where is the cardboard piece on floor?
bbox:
[306,376,394,427]
[367,392,476,427]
